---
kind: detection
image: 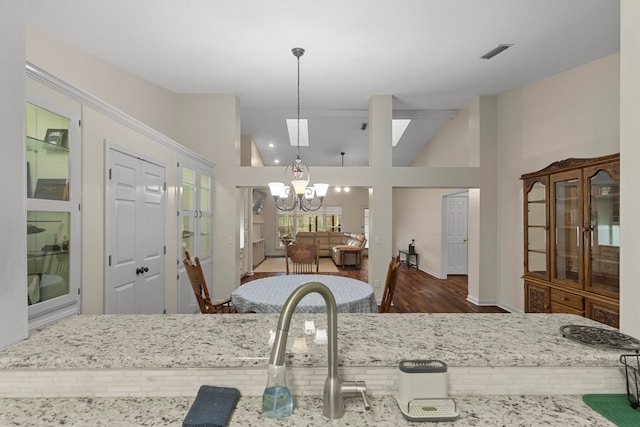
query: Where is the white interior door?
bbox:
[445,194,469,275]
[105,148,166,314]
[137,160,166,313]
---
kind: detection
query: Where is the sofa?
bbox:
[295,231,366,266]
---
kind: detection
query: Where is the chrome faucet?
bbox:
[268,281,371,419]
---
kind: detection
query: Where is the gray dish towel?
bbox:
[182,385,241,427]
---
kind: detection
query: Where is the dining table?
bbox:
[231,274,378,314]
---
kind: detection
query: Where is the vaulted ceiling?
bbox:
[26,0,620,166]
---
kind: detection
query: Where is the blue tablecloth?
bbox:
[231,275,377,314]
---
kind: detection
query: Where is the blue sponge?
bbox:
[182,385,241,427]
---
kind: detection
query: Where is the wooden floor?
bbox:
[242,257,507,313]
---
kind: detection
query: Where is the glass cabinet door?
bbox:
[198,173,213,258]
[584,164,620,298]
[26,101,80,322]
[26,103,70,201]
[524,178,549,279]
[180,166,197,256]
[550,170,582,288]
[179,166,213,259]
[27,211,70,305]
[177,156,214,314]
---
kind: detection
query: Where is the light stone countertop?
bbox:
[0,313,626,426]
[0,394,616,426]
[0,313,626,370]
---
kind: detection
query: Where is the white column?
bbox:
[368,95,394,297]
[476,96,499,304]
[619,0,640,337]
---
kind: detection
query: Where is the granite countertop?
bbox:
[0,313,625,370]
[0,313,625,426]
[0,394,615,426]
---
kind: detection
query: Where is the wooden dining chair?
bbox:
[379,256,402,313]
[183,250,236,313]
[285,242,319,275]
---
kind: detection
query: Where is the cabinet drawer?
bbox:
[550,289,583,310]
[551,301,583,315]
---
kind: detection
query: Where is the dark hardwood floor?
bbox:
[242,256,507,313]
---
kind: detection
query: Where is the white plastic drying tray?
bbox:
[395,396,460,422]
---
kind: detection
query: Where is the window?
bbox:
[276,207,342,248]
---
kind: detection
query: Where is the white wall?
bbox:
[25,33,194,315]
[409,56,620,312]
[412,107,472,167]
[80,106,179,313]
[393,188,466,278]
[619,0,640,337]
[497,54,620,312]
[325,187,369,233]
[0,0,28,350]
[27,28,176,138]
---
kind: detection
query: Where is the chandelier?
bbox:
[269,47,329,212]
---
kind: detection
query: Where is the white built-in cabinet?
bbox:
[177,154,214,313]
[26,99,81,328]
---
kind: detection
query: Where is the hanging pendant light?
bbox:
[269,47,329,211]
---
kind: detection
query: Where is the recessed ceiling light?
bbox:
[274,159,280,164]
[286,119,309,146]
[268,143,275,148]
[392,119,411,147]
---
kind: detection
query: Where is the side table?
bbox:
[398,250,418,269]
[340,247,362,269]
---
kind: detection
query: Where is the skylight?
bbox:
[286,119,309,146]
[392,119,411,147]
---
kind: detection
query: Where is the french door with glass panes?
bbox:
[177,154,214,313]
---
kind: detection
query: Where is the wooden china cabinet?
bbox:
[521,153,620,327]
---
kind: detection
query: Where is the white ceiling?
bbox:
[25,0,620,166]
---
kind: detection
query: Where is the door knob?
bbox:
[136,266,149,275]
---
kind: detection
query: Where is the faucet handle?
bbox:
[358,381,371,411]
[341,380,371,411]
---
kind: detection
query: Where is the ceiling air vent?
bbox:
[480,44,513,60]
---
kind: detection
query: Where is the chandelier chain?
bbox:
[296,49,301,158]
[268,47,327,212]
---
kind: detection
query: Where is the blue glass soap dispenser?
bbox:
[261,364,293,418]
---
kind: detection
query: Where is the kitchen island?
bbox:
[0,394,616,426]
[0,313,628,425]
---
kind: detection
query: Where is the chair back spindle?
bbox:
[285,242,320,275]
[379,256,401,313]
[183,250,236,313]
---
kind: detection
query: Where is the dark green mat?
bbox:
[583,394,640,427]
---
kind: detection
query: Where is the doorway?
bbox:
[104,147,166,314]
[442,191,469,276]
